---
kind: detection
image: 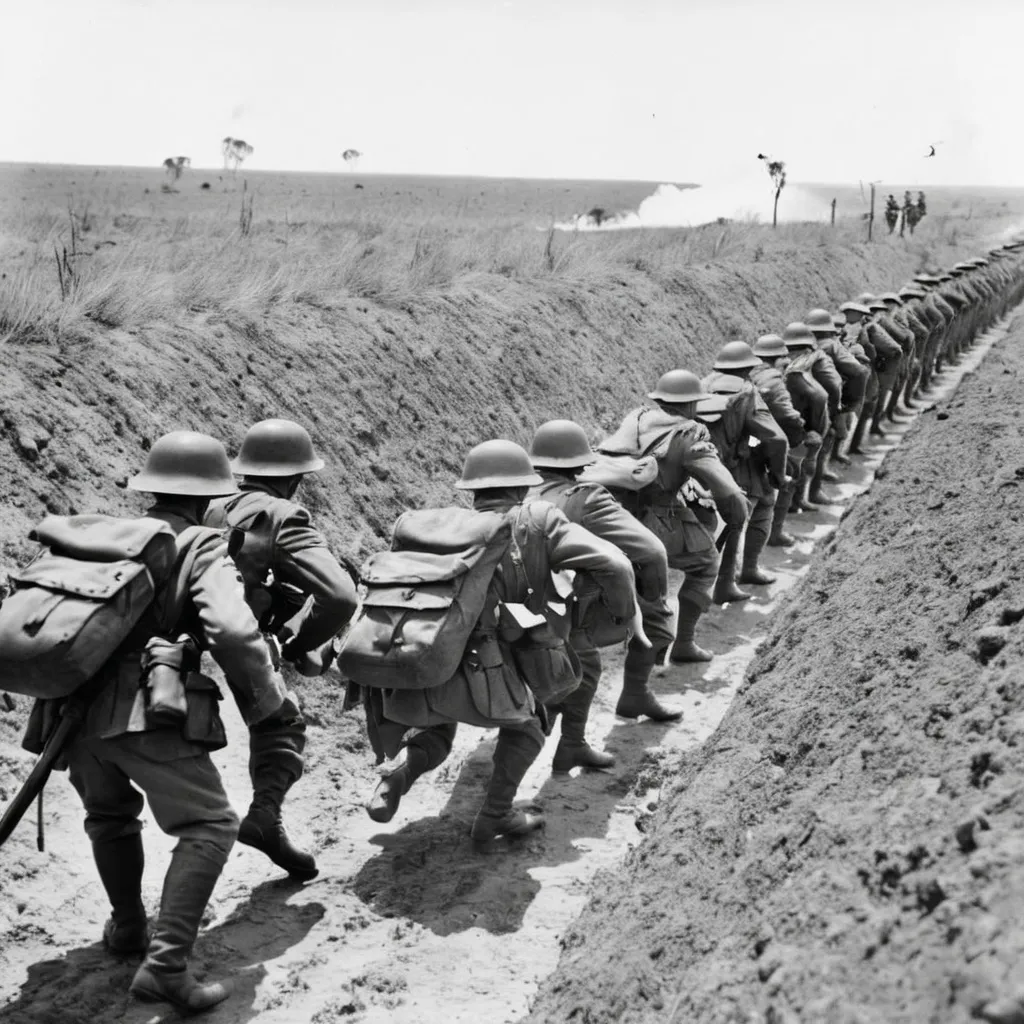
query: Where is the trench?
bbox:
[0,317,1013,1024]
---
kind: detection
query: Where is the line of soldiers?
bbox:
[24,241,1024,1013]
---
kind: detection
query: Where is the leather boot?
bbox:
[737,523,775,585]
[869,394,888,436]
[616,676,683,720]
[471,724,546,842]
[131,839,231,1013]
[808,434,844,505]
[767,480,796,547]
[366,742,432,822]
[239,714,317,881]
[551,662,614,773]
[713,528,750,604]
[94,834,148,955]
[847,401,874,455]
[668,596,713,663]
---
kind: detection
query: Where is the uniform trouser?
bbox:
[550,645,601,746]
[742,491,775,569]
[672,523,721,612]
[67,732,238,973]
[247,704,307,820]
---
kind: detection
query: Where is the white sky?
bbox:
[4,0,1023,185]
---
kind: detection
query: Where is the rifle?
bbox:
[0,695,88,851]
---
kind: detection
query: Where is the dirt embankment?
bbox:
[524,315,1024,1024]
[0,242,950,570]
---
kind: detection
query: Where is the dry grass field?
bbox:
[4,163,1021,347]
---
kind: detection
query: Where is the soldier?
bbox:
[49,432,292,1012]
[878,291,930,417]
[700,342,789,596]
[206,419,358,881]
[749,334,811,547]
[529,419,676,749]
[884,195,900,234]
[913,274,957,388]
[364,440,636,841]
[780,322,843,505]
[777,326,830,512]
[857,294,910,434]
[805,308,869,466]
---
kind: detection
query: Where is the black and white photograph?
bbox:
[1,0,1023,1021]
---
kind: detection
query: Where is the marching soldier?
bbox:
[529,419,676,745]
[780,322,843,505]
[53,432,292,1012]
[601,370,748,650]
[700,342,789,595]
[858,295,911,434]
[364,440,636,841]
[206,419,359,881]
[805,308,869,466]
[750,333,814,546]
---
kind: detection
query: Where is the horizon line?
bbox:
[1,160,1021,192]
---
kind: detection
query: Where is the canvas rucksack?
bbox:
[337,506,514,691]
[698,381,755,471]
[0,514,179,700]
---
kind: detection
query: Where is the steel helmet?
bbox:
[713,340,761,370]
[898,285,926,299]
[781,322,817,349]
[647,369,708,403]
[231,419,325,476]
[529,420,597,469]
[455,440,542,490]
[969,257,989,267]
[128,431,238,496]
[878,292,902,304]
[805,308,837,334]
[839,301,871,316]
[831,314,846,330]
[913,273,940,285]
[752,334,788,359]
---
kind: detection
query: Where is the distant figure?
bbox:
[200,182,211,191]
[916,191,927,218]
[899,190,914,238]
[884,194,900,234]
[162,156,190,182]
[904,191,925,235]
[354,183,364,190]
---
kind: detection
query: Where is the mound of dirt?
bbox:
[524,316,1024,1023]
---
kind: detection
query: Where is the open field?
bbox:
[2,164,1024,1022]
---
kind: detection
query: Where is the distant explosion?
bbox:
[557,170,832,231]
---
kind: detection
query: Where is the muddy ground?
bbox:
[525,315,1024,1024]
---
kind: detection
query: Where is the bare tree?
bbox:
[222,137,254,174]
[342,148,362,169]
[162,156,190,181]
[757,153,787,227]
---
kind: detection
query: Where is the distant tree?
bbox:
[222,137,254,174]
[163,156,190,181]
[758,153,787,228]
[585,207,607,226]
[342,148,362,169]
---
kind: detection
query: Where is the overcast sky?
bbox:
[4,0,1022,186]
